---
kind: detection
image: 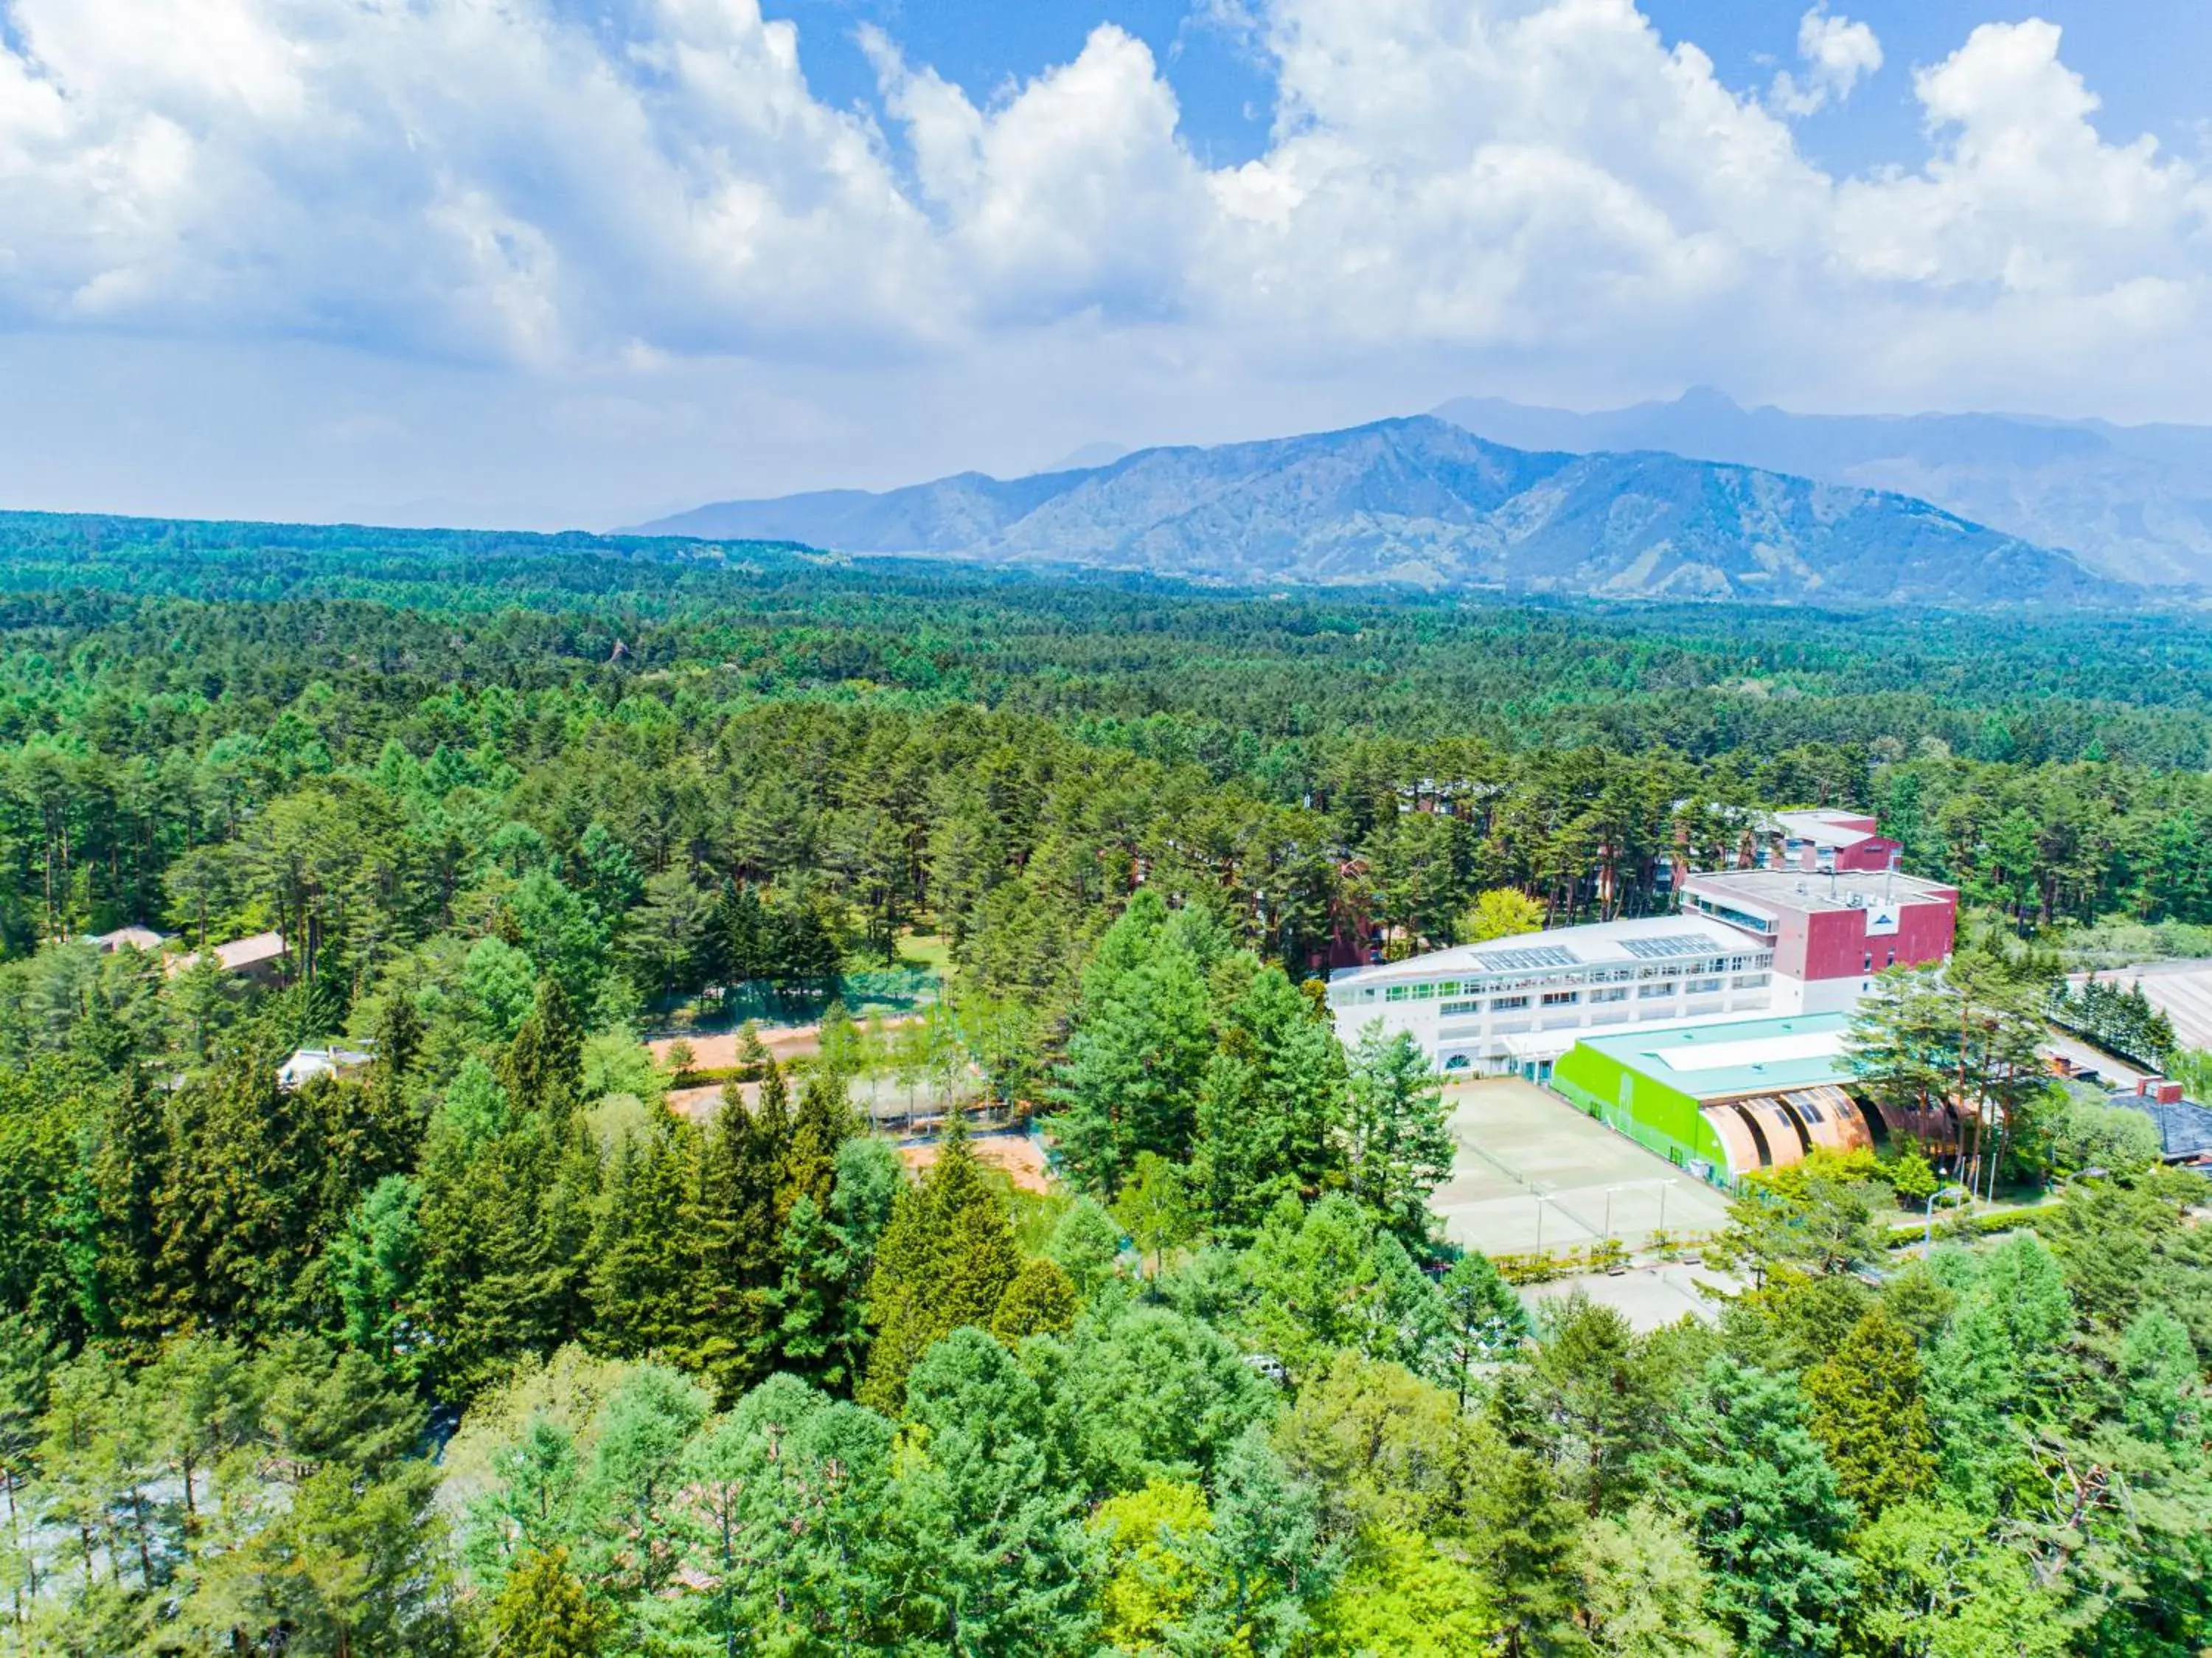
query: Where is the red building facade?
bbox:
[1680,868,1958,1014]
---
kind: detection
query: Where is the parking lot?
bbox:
[1430,1078,1733,1258]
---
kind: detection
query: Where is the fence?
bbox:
[1547,1073,1737,1193]
[647,965,942,1036]
[1489,1232,1719,1284]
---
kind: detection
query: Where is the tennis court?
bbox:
[1430,1078,1732,1257]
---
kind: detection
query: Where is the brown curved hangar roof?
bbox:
[1699,1083,1910,1176]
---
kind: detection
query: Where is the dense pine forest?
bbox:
[0,510,2206,1654]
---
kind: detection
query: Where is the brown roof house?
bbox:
[166,931,291,987]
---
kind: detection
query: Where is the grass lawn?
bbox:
[898,931,952,972]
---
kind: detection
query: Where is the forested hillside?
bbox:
[1435,387,2212,588]
[631,416,2122,606]
[0,512,2205,1653]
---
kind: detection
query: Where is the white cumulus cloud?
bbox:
[0,0,942,360]
[1837,21,2208,295]
[865,23,1214,324]
[1770,6,1883,117]
[0,0,2208,515]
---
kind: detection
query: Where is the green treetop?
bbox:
[858,1116,1020,1413]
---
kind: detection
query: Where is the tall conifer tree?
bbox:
[504,979,583,1121]
[858,1116,1020,1412]
[586,1109,696,1359]
[1804,1307,1935,1516]
[781,1067,851,1227]
[680,1086,782,1400]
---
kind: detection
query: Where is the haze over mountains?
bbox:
[633,415,2120,608]
[1433,389,2212,589]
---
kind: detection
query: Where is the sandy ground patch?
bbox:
[663,1083,1048,1193]
[663,1075,974,1133]
[901,1132,1053,1194]
[666,1081,748,1121]
[647,1016,924,1072]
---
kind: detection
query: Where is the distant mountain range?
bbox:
[1433,388,2212,588]
[631,415,2121,608]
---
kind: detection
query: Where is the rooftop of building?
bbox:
[1570,1012,1855,1101]
[165,930,290,979]
[1680,867,1956,917]
[213,931,288,968]
[1329,914,1758,990]
[2112,1092,2212,1162]
[91,925,168,951]
[277,1044,376,1090]
[1769,808,1884,848]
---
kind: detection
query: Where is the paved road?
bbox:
[2041,1028,2148,1089]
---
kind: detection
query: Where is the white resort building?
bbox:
[1326,916,1777,1078]
[1326,867,1961,1079]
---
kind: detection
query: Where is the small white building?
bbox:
[1327,916,1778,1078]
[278,1046,375,1089]
[91,925,170,954]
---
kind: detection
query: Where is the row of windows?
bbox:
[1686,896,1777,935]
[1366,949,1775,1005]
[1424,979,1781,1019]
[1439,991,1785,1064]
[1448,985,1647,1014]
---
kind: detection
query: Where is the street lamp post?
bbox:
[1923,1182,1969,1249]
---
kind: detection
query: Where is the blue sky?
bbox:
[1,0,2208,527]
[766,0,2212,176]
[1639,1,2209,170]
